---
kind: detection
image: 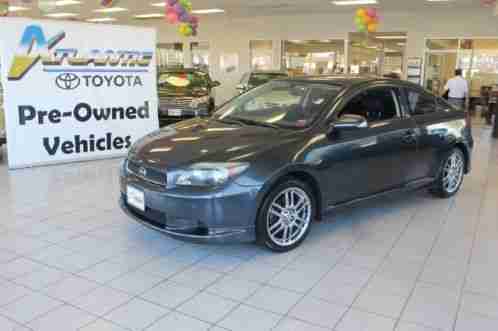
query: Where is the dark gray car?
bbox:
[120,76,473,252]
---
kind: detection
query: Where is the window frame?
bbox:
[332,84,404,127]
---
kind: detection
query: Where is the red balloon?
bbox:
[166,11,178,24]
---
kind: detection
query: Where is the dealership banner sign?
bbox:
[0,18,159,169]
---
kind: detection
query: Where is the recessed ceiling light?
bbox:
[8,6,30,12]
[332,0,378,5]
[86,17,116,23]
[44,12,78,18]
[375,35,407,40]
[55,0,81,5]
[191,8,225,14]
[94,7,128,13]
[134,13,164,19]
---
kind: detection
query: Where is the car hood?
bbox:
[158,86,209,98]
[131,118,300,169]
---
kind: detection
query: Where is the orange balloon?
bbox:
[367,23,378,33]
[363,15,372,24]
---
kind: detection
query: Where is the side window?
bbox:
[340,87,400,124]
[406,90,436,116]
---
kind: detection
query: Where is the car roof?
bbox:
[276,75,424,90]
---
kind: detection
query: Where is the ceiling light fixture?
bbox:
[332,0,378,5]
[8,6,30,12]
[375,35,407,40]
[191,8,225,14]
[44,12,78,18]
[134,13,164,19]
[94,7,128,13]
[426,0,455,2]
[55,0,81,5]
[86,17,116,23]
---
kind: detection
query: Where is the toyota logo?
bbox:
[138,167,147,177]
[55,73,81,90]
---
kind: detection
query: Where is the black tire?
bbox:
[430,148,466,198]
[257,179,316,252]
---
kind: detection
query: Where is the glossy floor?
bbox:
[0,124,497,331]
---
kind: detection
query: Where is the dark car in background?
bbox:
[121,76,473,252]
[237,71,288,94]
[158,69,220,126]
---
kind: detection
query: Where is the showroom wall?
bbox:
[147,7,498,104]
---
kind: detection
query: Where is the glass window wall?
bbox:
[282,40,345,76]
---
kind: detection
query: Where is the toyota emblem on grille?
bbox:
[138,167,147,177]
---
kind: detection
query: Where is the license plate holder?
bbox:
[127,185,145,212]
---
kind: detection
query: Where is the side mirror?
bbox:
[211,81,221,88]
[329,114,368,134]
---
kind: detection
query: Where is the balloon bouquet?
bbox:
[481,0,496,7]
[354,7,379,33]
[165,0,200,37]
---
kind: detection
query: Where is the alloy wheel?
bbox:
[266,187,312,247]
[442,151,464,194]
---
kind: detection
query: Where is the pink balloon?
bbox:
[166,11,178,24]
[366,8,377,18]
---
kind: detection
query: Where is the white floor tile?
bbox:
[245,285,302,315]
[70,286,133,316]
[177,292,238,324]
[104,298,169,331]
[218,304,281,331]
[145,312,210,331]
[0,292,63,323]
[335,308,396,331]
[288,295,348,328]
[140,281,198,309]
[26,305,96,331]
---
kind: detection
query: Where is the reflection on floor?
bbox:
[0,125,497,331]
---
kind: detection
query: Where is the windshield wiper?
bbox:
[227,117,281,129]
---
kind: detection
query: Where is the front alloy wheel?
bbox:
[258,180,315,252]
[432,148,465,198]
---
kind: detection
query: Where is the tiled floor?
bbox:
[0,124,497,331]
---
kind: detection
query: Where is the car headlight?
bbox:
[175,162,249,187]
[190,96,210,108]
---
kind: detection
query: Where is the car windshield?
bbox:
[249,73,287,86]
[214,81,341,129]
[158,71,209,89]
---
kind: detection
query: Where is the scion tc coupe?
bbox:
[120,76,473,252]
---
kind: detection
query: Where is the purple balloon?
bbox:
[179,11,190,22]
[166,0,178,5]
[173,3,184,15]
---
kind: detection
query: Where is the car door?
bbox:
[402,88,451,180]
[318,85,419,205]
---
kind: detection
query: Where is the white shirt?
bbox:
[444,76,469,99]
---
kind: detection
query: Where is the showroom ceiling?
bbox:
[7,0,485,23]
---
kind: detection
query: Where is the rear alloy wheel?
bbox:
[431,148,465,198]
[258,180,315,252]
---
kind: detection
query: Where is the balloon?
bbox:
[173,2,185,15]
[363,15,372,24]
[356,8,366,18]
[166,11,178,24]
[179,0,192,12]
[366,8,376,18]
[166,0,178,5]
[101,0,119,7]
[367,23,378,33]
[0,0,8,17]
[178,23,192,36]
[190,15,199,28]
[179,11,190,22]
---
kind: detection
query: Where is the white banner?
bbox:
[0,18,159,169]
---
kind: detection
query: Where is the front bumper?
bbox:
[119,170,260,243]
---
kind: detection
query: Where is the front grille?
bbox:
[159,96,193,108]
[126,159,167,186]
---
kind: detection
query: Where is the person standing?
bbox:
[444,69,469,110]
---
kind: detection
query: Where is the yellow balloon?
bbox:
[356,8,366,17]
